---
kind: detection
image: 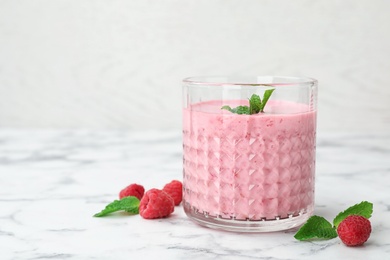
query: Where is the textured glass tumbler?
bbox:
[182,76,318,232]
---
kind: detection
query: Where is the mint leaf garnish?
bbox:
[294,216,338,241]
[259,89,275,112]
[221,105,250,115]
[221,89,274,115]
[249,94,261,114]
[333,201,373,228]
[93,196,140,217]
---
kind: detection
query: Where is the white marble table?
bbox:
[1,130,389,260]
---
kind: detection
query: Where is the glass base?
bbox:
[183,202,313,232]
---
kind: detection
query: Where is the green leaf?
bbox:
[294,215,338,241]
[93,196,140,217]
[249,94,261,114]
[259,89,275,112]
[333,201,373,228]
[221,105,250,115]
[221,105,233,112]
[221,89,275,115]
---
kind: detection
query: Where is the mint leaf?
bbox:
[221,89,274,115]
[294,216,338,241]
[221,105,250,115]
[333,201,373,228]
[249,94,261,114]
[93,196,140,217]
[259,89,275,112]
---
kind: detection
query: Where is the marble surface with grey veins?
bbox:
[0,129,389,259]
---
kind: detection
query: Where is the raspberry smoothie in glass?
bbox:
[182,76,318,232]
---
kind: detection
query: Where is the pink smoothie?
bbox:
[183,100,317,220]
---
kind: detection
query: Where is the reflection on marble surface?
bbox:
[0,130,389,259]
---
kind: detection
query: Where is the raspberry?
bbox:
[162,180,183,206]
[337,215,372,246]
[139,189,174,219]
[119,183,145,200]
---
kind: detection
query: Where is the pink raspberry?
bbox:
[337,215,372,246]
[139,189,175,219]
[119,183,145,200]
[162,180,183,206]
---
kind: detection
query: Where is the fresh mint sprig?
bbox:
[221,105,250,115]
[294,216,338,240]
[93,196,140,217]
[294,201,373,241]
[221,89,275,115]
[333,201,373,228]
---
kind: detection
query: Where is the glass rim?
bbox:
[183,76,317,87]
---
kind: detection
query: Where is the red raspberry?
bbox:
[139,189,175,219]
[337,215,372,246]
[162,180,183,206]
[119,183,145,200]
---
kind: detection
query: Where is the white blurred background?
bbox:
[0,0,389,133]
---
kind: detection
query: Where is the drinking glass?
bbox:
[182,76,318,232]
